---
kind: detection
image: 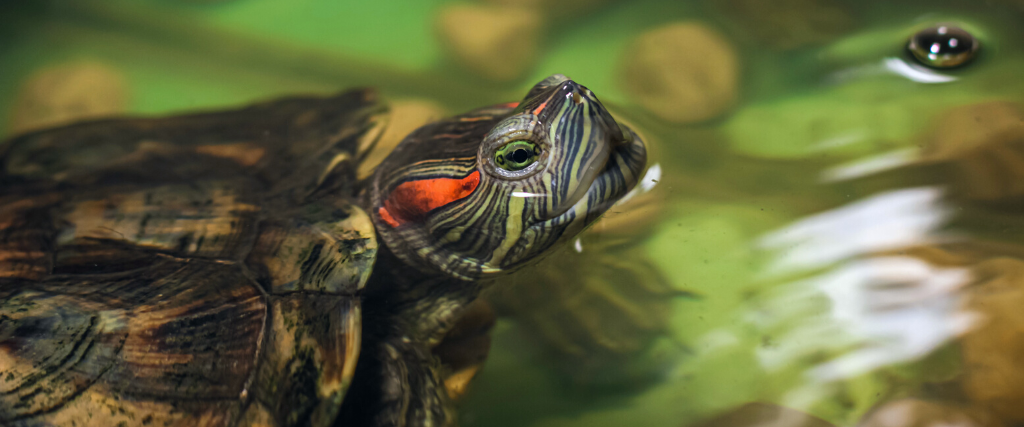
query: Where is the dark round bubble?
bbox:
[907,25,979,69]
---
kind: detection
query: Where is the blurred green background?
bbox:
[5,1,1024,426]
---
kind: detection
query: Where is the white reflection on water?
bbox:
[759,187,952,275]
[820,147,920,182]
[750,187,979,405]
[809,131,869,152]
[761,257,975,381]
[882,57,958,84]
[825,58,957,85]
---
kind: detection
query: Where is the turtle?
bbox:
[0,74,647,427]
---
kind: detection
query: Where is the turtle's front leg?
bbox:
[337,270,488,427]
[365,298,496,427]
[384,339,455,426]
[338,336,454,427]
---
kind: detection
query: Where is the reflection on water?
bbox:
[758,188,952,274]
[6,0,1024,426]
[754,187,974,399]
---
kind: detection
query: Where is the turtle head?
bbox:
[370,74,647,281]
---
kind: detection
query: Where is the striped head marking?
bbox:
[371,74,647,281]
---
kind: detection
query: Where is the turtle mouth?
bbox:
[536,128,647,229]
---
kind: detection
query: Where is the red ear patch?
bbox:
[378,171,481,228]
[531,100,549,115]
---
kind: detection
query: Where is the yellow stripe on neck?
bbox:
[486,195,525,268]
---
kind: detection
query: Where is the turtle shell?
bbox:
[0,90,388,426]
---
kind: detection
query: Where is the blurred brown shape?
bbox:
[710,0,857,51]
[690,402,836,427]
[435,4,543,82]
[960,257,1024,423]
[10,60,128,135]
[482,0,610,19]
[858,399,1003,427]
[918,101,1024,201]
[872,242,1024,425]
[619,23,739,124]
[357,99,446,180]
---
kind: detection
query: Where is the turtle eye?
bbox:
[907,25,979,69]
[494,140,539,171]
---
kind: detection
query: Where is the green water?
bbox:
[4,1,1024,426]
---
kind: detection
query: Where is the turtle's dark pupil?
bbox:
[511,148,530,164]
[494,140,539,172]
[907,25,979,69]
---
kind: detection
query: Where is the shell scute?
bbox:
[247,199,377,295]
[1,90,383,193]
[0,260,267,426]
[56,182,261,265]
[0,196,59,281]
